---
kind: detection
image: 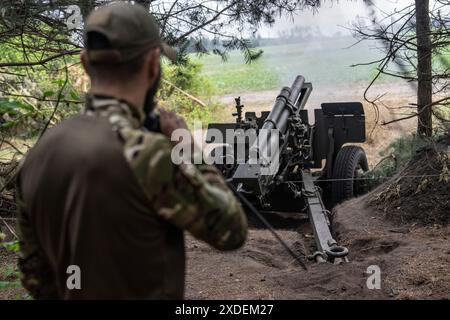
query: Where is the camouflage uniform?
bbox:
[16,95,247,299]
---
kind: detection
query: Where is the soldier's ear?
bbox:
[146,48,161,83]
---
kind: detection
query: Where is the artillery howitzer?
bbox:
[205,75,368,263]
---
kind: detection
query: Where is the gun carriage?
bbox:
[205,75,368,263]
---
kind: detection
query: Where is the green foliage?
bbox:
[361,134,430,191]
[0,235,29,298]
[0,281,22,290]
[191,50,278,94]
[0,249,23,295]
[1,42,220,138]
[0,38,82,138]
[160,94,214,127]
[0,235,27,296]
[2,264,17,279]
[0,98,37,131]
[434,104,450,133]
[1,240,20,253]
[160,59,220,126]
[192,37,397,95]
[379,134,429,169]
[162,58,214,97]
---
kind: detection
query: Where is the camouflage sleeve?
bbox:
[125,132,247,251]
[16,177,57,299]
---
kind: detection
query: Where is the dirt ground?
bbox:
[185,128,449,300]
[185,195,449,300]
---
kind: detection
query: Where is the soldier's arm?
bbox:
[127,133,247,251]
[16,176,58,299]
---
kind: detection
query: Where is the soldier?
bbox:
[16,2,247,299]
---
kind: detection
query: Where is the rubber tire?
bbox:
[331,145,368,205]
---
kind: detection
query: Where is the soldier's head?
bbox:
[81,2,176,114]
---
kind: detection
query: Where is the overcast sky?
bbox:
[259,0,416,37]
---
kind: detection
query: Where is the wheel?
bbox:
[331,145,368,205]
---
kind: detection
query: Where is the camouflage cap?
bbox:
[84,2,177,63]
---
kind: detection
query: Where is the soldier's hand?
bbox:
[159,108,190,144]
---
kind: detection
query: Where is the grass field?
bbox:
[192,36,399,95]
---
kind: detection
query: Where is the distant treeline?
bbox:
[184,26,349,53]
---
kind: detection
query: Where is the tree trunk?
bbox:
[415,0,433,137]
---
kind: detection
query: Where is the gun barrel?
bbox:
[231,75,308,193]
[288,75,306,109]
[252,75,305,168]
[261,75,305,135]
